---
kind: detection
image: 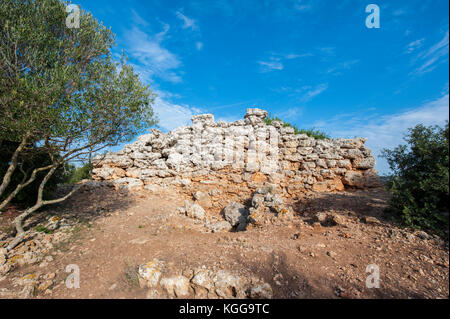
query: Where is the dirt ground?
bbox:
[0,184,448,299]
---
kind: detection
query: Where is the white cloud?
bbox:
[131,9,149,27]
[152,96,201,131]
[299,83,328,102]
[315,94,449,174]
[412,31,449,75]
[257,52,311,73]
[405,38,425,54]
[125,25,182,83]
[277,107,303,119]
[258,60,284,72]
[176,11,198,30]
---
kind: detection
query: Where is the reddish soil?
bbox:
[0,186,448,299]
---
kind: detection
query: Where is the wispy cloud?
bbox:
[299,83,328,102]
[131,8,149,27]
[258,59,284,72]
[277,107,304,119]
[176,11,198,30]
[124,24,182,83]
[314,94,449,173]
[405,38,425,54]
[411,30,449,75]
[258,52,311,73]
[326,59,360,75]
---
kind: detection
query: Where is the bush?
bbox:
[381,122,449,234]
[264,116,330,139]
[66,163,92,184]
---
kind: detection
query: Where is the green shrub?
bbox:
[66,163,92,184]
[381,122,449,234]
[264,116,330,139]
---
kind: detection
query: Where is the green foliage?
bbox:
[0,0,157,210]
[35,225,53,234]
[1,0,157,156]
[264,116,330,139]
[66,163,92,184]
[381,122,449,234]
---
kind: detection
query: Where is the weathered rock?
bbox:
[160,276,190,298]
[315,212,329,223]
[37,279,54,292]
[416,231,430,240]
[207,221,233,233]
[191,269,214,298]
[363,216,381,225]
[213,270,247,298]
[184,200,206,220]
[138,259,164,288]
[330,213,347,226]
[222,202,249,231]
[342,171,364,188]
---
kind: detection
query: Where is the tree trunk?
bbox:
[0,134,29,199]
[6,164,81,252]
[0,164,53,212]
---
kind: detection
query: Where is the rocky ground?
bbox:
[0,182,448,299]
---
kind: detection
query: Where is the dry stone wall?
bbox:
[92,108,380,198]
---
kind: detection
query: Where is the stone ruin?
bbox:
[92,108,380,205]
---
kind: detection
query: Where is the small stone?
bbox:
[363,216,381,225]
[37,280,54,292]
[330,214,346,226]
[208,221,233,233]
[109,283,117,290]
[416,231,430,240]
[45,273,56,280]
[184,200,206,220]
[327,251,337,258]
[315,212,328,223]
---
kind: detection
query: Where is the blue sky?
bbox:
[75,0,449,174]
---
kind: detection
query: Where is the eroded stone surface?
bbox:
[92,108,379,196]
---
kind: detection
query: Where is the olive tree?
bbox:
[0,0,157,250]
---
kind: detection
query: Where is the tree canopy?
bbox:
[0,0,157,249]
[381,122,449,234]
